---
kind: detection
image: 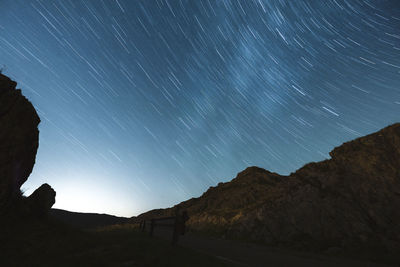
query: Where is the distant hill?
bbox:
[135,123,400,254]
[50,208,129,229]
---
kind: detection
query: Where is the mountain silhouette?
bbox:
[50,208,129,229]
[135,123,400,254]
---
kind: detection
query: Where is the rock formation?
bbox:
[0,73,55,217]
[26,183,56,217]
[137,123,400,253]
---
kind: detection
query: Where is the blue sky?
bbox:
[1,0,399,216]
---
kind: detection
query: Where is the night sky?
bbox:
[1,0,399,216]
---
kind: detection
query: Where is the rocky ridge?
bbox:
[137,123,400,253]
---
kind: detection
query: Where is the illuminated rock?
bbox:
[137,123,400,253]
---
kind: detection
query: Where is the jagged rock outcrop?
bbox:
[26,183,56,217]
[0,73,55,217]
[137,123,400,253]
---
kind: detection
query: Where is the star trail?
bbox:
[0,0,399,216]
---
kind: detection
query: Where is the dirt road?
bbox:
[150,226,392,267]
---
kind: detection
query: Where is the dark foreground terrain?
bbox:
[1,217,395,267]
[0,218,227,267]
[147,225,395,267]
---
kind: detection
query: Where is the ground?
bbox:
[1,218,396,267]
[0,219,227,267]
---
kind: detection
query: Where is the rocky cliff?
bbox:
[137,123,400,253]
[0,73,55,218]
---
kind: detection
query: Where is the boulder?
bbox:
[26,183,56,217]
[0,73,55,217]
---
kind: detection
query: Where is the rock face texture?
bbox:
[0,73,55,217]
[137,123,400,253]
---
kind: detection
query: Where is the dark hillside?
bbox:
[50,208,129,229]
[136,123,400,259]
